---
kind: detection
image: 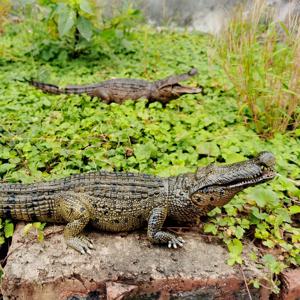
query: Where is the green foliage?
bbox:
[215,0,300,137]
[23,222,46,242]
[0,219,14,245]
[227,239,243,265]
[37,0,99,41]
[9,0,141,60]
[0,218,14,278]
[205,174,299,292]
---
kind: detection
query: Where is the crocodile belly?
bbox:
[90,210,148,232]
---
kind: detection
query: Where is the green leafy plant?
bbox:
[0,219,14,245]
[227,238,243,265]
[204,180,299,293]
[23,222,46,242]
[10,0,141,61]
[0,218,14,279]
[38,0,99,49]
[14,0,103,59]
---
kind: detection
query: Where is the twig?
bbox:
[240,265,253,300]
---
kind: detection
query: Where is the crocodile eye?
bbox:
[191,194,202,206]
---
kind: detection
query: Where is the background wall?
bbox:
[100,0,300,34]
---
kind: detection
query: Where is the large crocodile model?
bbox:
[0,152,276,254]
[28,68,202,104]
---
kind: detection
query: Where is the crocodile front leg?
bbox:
[57,192,94,254]
[147,207,185,249]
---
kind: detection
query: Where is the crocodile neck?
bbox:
[167,175,204,222]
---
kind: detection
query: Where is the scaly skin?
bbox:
[0,152,276,254]
[28,68,202,104]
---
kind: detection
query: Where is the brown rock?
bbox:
[1,223,271,300]
[278,268,300,300]
[106,282,137,300]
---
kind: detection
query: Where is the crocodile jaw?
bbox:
[153,84,202,103]
[172,84,202,95]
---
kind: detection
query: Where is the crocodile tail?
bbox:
[29,80,63,95]
[0,193,28,220]
[29,80,98,96]
[155,68,198,89]
[0,189,57,222]
[64,84,99,95]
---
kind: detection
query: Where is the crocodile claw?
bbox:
[66,235,94,255]
[168,236,185,249]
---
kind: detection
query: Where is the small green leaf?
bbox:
[56,4,76,37]
[249,251,258,261]
[240,218,250,229]
[228,238,243,255]
[225,205,237,216]
[274,208,292,224]
[251,207,268,220]
[207,207,221,217]
[37,230,44,242]
[255,222,270,239]
[4,221,14,238]
[133,143,157,161]
[227,257,237,266]
[247,187,279,208]
[33,222,46,230]
[0,163,16,173]
[197,142,219,157]
[263,254,286,274]
[79,0,93,14]
[227,238,243,265]
[204,223,218,235]
[252,279,260,288]
[235,226,245,239]
[289,205,300,215]
[23,223,33,235]
[262,239,275,248]
[223,152,245,163]
[77,16,93,41]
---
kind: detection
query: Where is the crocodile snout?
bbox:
[188,68,198,76]
[257,151,276,168]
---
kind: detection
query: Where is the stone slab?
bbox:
[1,223,269,300]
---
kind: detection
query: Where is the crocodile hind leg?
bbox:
[147,207,185,249]
[89,88,112,103]
[57,192,94,254]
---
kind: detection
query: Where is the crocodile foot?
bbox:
[168,236,185,249]
[66,235,94,255]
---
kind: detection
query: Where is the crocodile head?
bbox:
[152,68,202,103]
[189,152,276,212]
[156,85,203,103]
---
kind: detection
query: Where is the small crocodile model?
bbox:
[28,68,202,104]
[0,152,276,254]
